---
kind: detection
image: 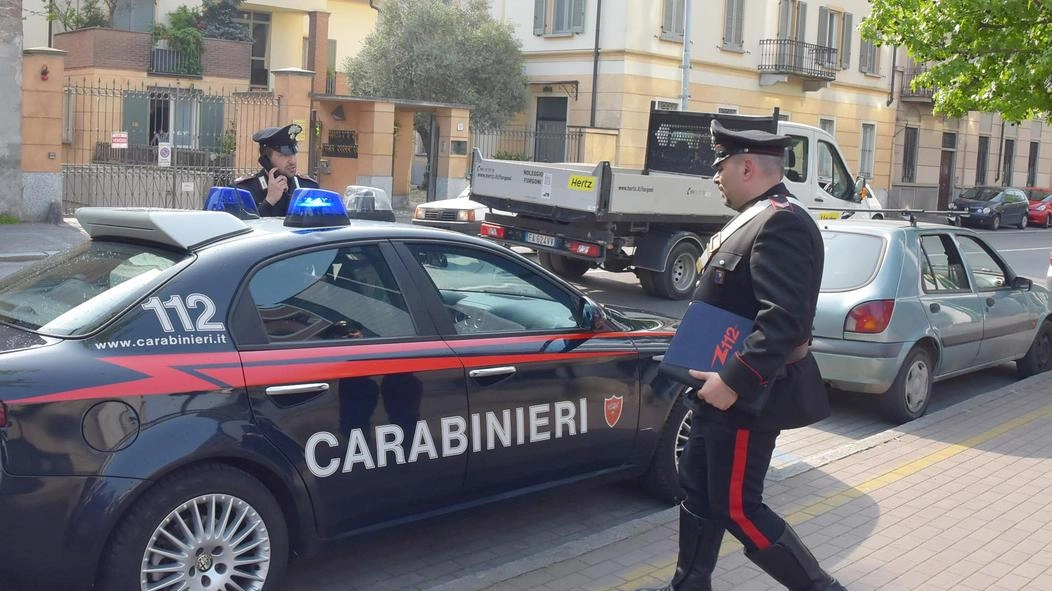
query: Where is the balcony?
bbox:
[758,39,838,91]
[900,65,935,101]
[150,47,201,77]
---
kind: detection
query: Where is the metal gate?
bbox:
[62,81,281,210]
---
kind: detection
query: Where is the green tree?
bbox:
[151,6,203,75]
[344,0,529,133]
[43,0,110,29]
[861,0,1052,121]
[199,0,252,42]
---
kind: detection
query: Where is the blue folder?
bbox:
[659,300,768,415]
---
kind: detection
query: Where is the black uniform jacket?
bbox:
[234,170,320,217]
[693,183,831,431]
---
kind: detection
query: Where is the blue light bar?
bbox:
[204,187,259,220]
[284,188,351,228]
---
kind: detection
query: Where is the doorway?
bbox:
[534,97,568,163]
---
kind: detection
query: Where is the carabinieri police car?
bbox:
[0,188,690,591]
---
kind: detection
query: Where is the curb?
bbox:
[424,371,1042,591]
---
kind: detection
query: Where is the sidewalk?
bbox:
[433,373,1052,591]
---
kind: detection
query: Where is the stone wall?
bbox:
[0,0,22,219]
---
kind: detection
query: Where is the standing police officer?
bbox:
[639,119,846,591]
[235,123,319,217]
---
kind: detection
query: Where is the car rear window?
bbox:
[959,187,1002,201]
[820,231,885,291]
[0,241,187,337]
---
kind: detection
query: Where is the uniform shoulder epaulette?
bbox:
[297,174,318,183]
[770,198,793,211]
[233,175,254,185]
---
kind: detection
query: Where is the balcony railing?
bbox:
[900,65,934,101]
[758,39,838,81]
[150,47,201,77]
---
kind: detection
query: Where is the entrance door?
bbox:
[535,97,568,163]
[938,150,955,209]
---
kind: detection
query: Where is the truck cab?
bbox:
[780,121,883,220]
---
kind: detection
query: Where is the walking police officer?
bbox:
[235,123,319,217]
[639,119,846,591]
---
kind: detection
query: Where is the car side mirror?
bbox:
[580,297,606,331]
[1011,276,1033,291]
[854,176,868,202]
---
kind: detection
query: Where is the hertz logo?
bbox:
[711,326,741,366]
[567,175,596,191]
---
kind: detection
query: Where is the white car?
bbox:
[1047,249,1052,292]
[411,187,512,236]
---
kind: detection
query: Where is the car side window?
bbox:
[817,140,854,201]
[955,235,1009,290]
[248,245,415,343]
[919,234,970,292]
[406,243,581,335]
[785,135,808,183]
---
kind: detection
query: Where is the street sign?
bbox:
[111,131,128,149]
[158,143,172,168]
[181,181,195,193]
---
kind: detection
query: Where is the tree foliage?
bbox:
[44,0,111,29]
[861,0,1052,121]
[199,0,252,42]
[345,0,529,132]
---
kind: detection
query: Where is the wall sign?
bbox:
[322,129,358,158]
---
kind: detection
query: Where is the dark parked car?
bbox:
[947,186,1030,230]
[0,191,690,591]
[1026,187,1052,228]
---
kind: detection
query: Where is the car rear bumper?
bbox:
[410,219,483,235]
[811,337,909,394]
[0,469,143,590]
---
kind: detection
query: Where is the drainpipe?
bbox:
[886,46,897,106]
[590,0,602,128]
[995,119,1005,184]
[680,0,692,110]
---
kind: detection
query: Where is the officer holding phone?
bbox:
[235,123,319,217]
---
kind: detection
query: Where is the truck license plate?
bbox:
[525,232,557,247]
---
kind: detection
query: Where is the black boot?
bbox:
[745,524,846,591]
[636,505,725,591]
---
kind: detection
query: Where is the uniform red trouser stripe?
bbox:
[729,429,772,549]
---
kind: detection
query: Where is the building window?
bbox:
[238,11,271,88]
[722,0,744,50]
[860,123,876,179]
[661,0,685,39]
[1003,139,1015,186]
[1028,141,1039,187]
[535,0,586,35]
[818,7,853,69]
[859,40,878,74]
[942,132,957,150]
[976,135,989,184]
[902,126,918,183]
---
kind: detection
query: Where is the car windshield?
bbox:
[0,241,188,337]
[820,231,885,291]
[959,187,1002,201]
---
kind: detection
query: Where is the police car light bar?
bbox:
[204,187,259,220]
[284,188,351,228]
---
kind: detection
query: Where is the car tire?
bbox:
[640,394,692,502]
[1044,215,1051,229]
[1018,214,1028,229]
[537,251,558,273]
[990,215,1001,230]
[1017,321,1052,378]
[97,463,288,591]
[548,254,592,279]
[638,268,657,295]
[653,241,700,300]
[880,346,934,423]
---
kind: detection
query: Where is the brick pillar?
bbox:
[434,108,471,199]
[392,110,415,197]
[22,47,66,222]
[0,0,22,219]
[272,67,316,159]
[307,11,331,95]
[356,102,396,204]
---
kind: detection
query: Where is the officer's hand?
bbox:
[265,168,288,205]
[688,370,739,411]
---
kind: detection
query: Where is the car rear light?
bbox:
[566,241,601,258]
[0,402,6,428]
[845,300,895,334]
[480,223,505,239]
[457,210,476,222]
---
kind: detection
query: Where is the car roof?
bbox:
[817,218,978,237]
[75,208,495,252]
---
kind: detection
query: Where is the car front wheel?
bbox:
[98,464,288,591]
[1044,214,1051,229]
[1017,322,1052,378]
[640,394,692,502]
[990,214,1001,230]
[1018,214,1028,229]
[881,346,934,423]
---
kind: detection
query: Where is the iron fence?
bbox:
[758,39,838,80]
[62,80,281,210]
[149,48,201,77]
[900,65,935,100]
[472,126,584,163]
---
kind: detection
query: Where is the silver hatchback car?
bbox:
[812,219,1052,423]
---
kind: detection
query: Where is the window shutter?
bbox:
[841,12,853,69]
[571,0,586,33]
[662,0,675,35]
[534,0,547,35]
[795,3,807,42]
[723,0,735,48]
[729,0,744,49]
[817,6,828,47]
[777,0,790,39]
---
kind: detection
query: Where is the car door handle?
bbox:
[265,383,330,396]
[815,197,825,202]
[468,366,517,379]
[929,303,941,313]
[986,297,996,307]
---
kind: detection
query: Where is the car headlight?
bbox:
[981,207,991,214]
[456,210,476,222]
[413,207,425,220]
[1039,206,1047,211]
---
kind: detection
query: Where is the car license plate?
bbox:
[525,232,557,247]
[818,211,841,220]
